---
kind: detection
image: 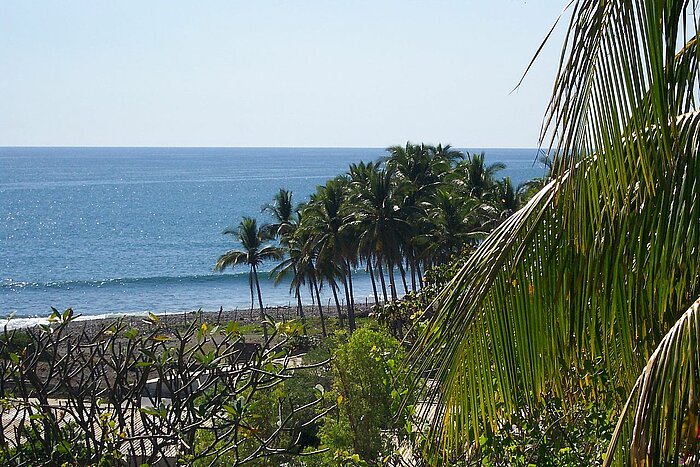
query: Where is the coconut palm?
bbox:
[493,176,519,218]
[270,237,315,336]
[384,142,460,290]
[262,188,298,242]
[410,1,700,466]
[215,217,282,341]
[348,161,383,304]
[419,189,488,265]
[450,151,505,200]
[299,179,358,331]
[384,142,452,201]
[349,166,409,302]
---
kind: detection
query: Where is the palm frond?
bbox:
[605,297,700,467]
[409,1,700,464]
[214,250,248,271]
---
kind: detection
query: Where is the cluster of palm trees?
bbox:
[215,143,529,335]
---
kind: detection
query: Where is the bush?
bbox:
[307,326,406,466]
[0,309,331,466]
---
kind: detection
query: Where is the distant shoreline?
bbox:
[2,302,377,333]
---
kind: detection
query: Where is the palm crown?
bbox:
[215,217,282,340]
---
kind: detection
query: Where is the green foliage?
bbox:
[309,327,407,465]
[0,419,123,466]
[409,1,700,464]
[0,309,329,466]
[0,328,35,360]
[478,394,616,467]
[375,248,473,342]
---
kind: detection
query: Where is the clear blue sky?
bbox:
[0,1,568,148]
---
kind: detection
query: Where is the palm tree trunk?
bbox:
[367,259,380,305]
[388,263,398,301]
[249,272,254,318]
[398,259,409,295]
[296,286,307,335]
[409,253,417,292]
[341,271,355,333]
[312,276,327,337]
[252,265,268,341]
[292,265,302,317]
[377,260,388,303]
[345,260,356,332]
[331,283,344,327]
[416,261,424,289]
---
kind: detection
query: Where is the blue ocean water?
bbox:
[1,147,546,321]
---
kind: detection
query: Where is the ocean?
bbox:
[1,147,546,326]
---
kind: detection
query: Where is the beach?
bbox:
[9,302,377,338]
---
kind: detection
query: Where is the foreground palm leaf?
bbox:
[605,297,700,466]
[410,1,700,465]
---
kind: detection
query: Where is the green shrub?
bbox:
[309,326,406,465]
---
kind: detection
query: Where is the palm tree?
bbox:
[493,176,519,218]
[262,188,298,242]
[410,1,700,466]
[420,189,487,265]
[299,179,358,331]
[348,161,383,304]
[450,151,505,200]
[270,238,312,336]
[349,166,408,302]
[384,142,453,201]
[384,142,459,291]
[215,217,282,341]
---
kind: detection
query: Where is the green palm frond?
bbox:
[214,250,248,271]
[605,297,700,467]
[257,244,283,263]
[409,1,700,465]
[262,188,298,241]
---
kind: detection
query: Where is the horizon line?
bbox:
[0,144,543,150]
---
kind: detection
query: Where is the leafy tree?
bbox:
[310,327,406,465]
[410,1,700,466]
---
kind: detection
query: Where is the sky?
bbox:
[0,1,569,148]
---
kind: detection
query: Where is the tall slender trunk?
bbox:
[312,276,327,337]
[367,259,380,305]
[331,283,344,327]
[416,261,424,289]
[409,253,417,292]
[296,286,307,335]
[340,269,355,332]
[292,265,302,317]
[252,265,268,341]
[249,271,254,318]
[398,259,409,295]
[345,259,356,332]
[377,260,388,303]
[388,263,398,301]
